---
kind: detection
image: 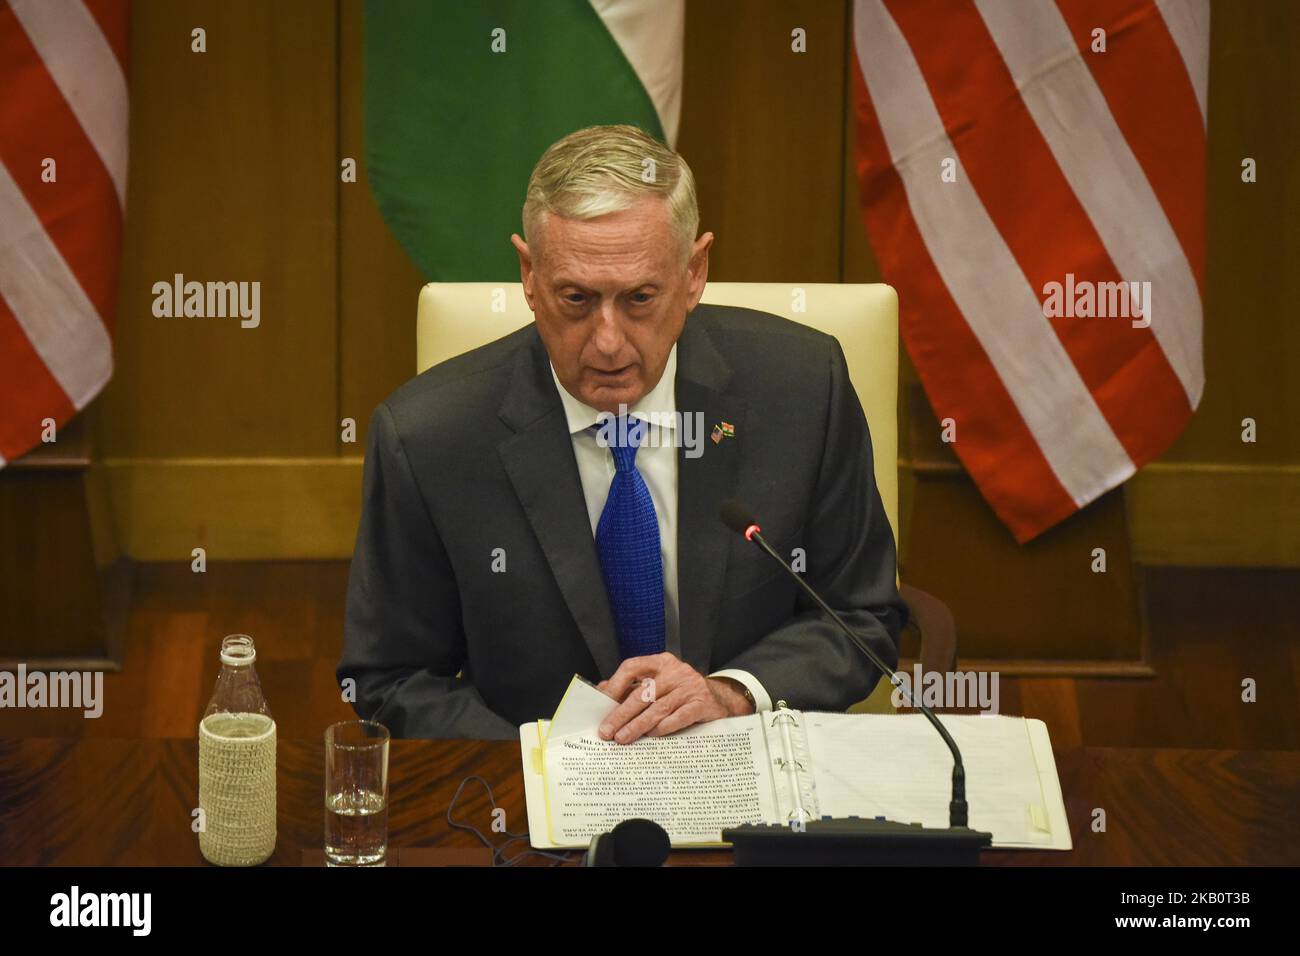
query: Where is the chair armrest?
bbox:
[899,582,957,676]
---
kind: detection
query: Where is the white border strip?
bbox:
[589,0,685,146]
[9,0,129,209]
[0,160,113,409]
[1155,0,1210,128]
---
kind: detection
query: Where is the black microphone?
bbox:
[717,499,992,865]
[718,499,760,538]
[584,818,671,867]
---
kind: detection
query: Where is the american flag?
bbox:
[0,0,127,467]
[852,0,1208,542]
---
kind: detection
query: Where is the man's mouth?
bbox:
[591,364,634,378]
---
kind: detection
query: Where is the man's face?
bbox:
[512,197,713,414]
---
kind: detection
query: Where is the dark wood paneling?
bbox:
[2,562,1295,752]
[905,481,1145,665]
[0,562,354,739]
[0,470,106,660]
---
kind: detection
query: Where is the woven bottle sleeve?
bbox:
[198,717,277,866]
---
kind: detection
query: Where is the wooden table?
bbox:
[2,738,1297,866]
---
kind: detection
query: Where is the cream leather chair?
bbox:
[416,282,945,714]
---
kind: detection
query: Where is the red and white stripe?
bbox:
[852,0,1207,542]
[0,0,128,467]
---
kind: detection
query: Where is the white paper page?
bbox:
[518,723,557,848]
[548,675,618,739]
[540,676,778,845]
[802,712,1063,848]
[1026,720,1072,850]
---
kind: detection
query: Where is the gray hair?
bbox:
[521,124,699,259]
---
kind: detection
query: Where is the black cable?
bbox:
[445,775,575,867]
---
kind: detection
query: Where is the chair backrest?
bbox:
[415,282,899,537]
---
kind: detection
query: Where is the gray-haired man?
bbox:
[338,124,906,741]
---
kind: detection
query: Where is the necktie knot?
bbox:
[593,416,645,474]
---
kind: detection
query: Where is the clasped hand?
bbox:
[596,652,754,744]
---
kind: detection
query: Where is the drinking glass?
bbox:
[324,720,390,866]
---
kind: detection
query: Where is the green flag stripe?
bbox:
[366,0,666,282]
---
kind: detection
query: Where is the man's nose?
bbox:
[591,301,628,356]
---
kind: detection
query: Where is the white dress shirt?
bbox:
[548,345,772,713]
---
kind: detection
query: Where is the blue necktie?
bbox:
[594,417,666,659]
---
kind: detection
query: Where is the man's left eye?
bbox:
[631,293,653,304]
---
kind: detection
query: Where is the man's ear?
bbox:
[510,233,536,311]
[684,231,714,312]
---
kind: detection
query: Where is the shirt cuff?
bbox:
[708,668,774,714]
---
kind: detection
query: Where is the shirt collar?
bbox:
[549,344,678,435]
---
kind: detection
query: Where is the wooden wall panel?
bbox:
[1160,0,1300,467]
[101,457,361,561]
[0,471,106,660]
[337,0,425,451]
[97,0,339,459]
[677,0,848,283]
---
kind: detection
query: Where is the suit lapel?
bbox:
[497,332,622,678]
[674,314,746,672]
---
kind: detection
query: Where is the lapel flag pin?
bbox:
[711,421,736,444]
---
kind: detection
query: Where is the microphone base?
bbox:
[722,818,993,866]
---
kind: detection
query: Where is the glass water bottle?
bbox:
[198,634,277,865]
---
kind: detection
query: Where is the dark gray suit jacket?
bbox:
[338,304,906,739]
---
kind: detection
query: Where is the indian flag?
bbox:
[365,0,684,281]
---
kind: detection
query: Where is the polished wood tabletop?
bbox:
[2,737,1297,866]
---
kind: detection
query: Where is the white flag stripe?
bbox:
[0,161,113,409]
[975,0,1204,409]
[1155,0,1210,128]
[590,0,685,146]
[854,0,1133,507]
[9,0,129,209]
[0,452,6,467]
